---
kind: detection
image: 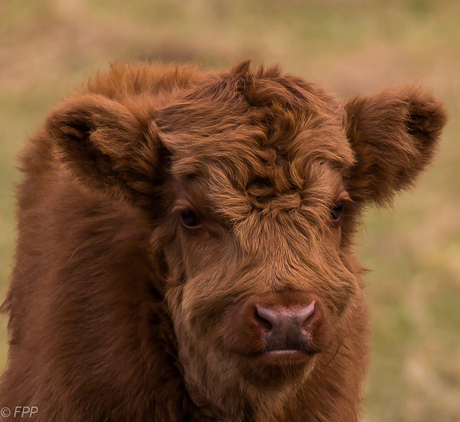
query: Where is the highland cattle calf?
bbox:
[0,61,446,422]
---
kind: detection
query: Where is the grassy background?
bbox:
[1,1,459,420]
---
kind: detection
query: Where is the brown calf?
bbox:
[0,61,447,421]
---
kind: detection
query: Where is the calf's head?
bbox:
[47,62,446,410]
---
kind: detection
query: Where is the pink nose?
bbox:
[254,301,316,352]
[223,291,332,358]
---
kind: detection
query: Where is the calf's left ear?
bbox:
[344,87,447,205]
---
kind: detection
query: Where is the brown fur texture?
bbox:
[0,61,447,422]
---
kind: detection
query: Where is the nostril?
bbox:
[254,305,276,332]
[299,301,316,333]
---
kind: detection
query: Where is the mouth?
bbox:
[250,347,319,366]
[237,347,318,387]
[266,349,305,356]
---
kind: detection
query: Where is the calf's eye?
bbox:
[180,209,202,229]
[331,201,344,223]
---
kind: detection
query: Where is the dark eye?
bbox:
[180,209,202,229]
[331,201,344,223]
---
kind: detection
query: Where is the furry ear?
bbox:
[344,87,447,205]
[46,94,162,206]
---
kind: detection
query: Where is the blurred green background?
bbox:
[1,0,459,421]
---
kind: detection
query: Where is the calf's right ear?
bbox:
[344,87,447,206]
[45,94,161,206]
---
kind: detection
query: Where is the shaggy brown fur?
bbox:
[0,60,447,422]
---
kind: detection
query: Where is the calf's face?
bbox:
[48,63,446,412]
[158,104,357,392]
